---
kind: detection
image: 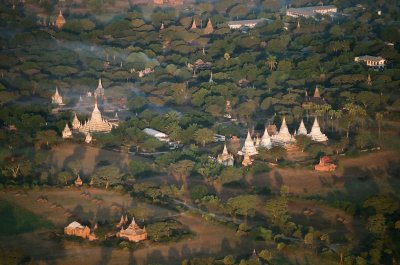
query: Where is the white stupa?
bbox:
[52,87,64,105]
[272,117,295,145]
[297,119,308,135]
[238,131,258,156]
[85,132,92,143]
[62,124,72,138]
[308,118,328,142]
[79,103,112,134]
[217,143,234,166]
[72,113,81,130]
[260,127,272,149]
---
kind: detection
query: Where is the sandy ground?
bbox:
[0,188,253,265]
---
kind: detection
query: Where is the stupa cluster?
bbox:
[217,116,328,167]
[57,78,117,140]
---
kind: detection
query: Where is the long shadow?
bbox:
[98,245,113,265]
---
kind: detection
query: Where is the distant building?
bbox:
[75,175,83,187]
[55,10,66,29]
[308,118,328,142]
[203,18,214,35]
[52,87,64,105]
[217,144,234,166]
[143,128,170,142]
[154,0,183,5]
[64,221,96,240]
[354,55,386,69]
[62,124,72,139]
[117,218,147,242]
[286,5,337,18]
[315,156,336,171]
[238,131,258,156]
[79,103,113,134]
[227,18,269,29]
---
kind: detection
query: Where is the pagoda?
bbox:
[203,18,214,34]
[242,151,253,167]
[297,119,308,135]
[79,103,112,134]
[209,71,214,83]
[190,18,197,30]
[116,215,129,228]
[72,113,81,130]
[62,124,72,138]
[94,78,105,100]
[217,144,234,166]
[260,127,272,149]
[308,118,328,142]
[52,87,64,105]
[117,217,147,242]
[224,100,232,118]
[238,131,258,156]
[272,117,295,145]
[160,22,165,30]
[74,175,83,187]
[55,10,66,29]
[315,156,336,172]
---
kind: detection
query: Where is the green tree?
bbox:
[266,55,277,71]
[194,128,214,147]
[219,167,243,185]
[295,135,312,152]
[265,186,290,228]
[227,195,259,222]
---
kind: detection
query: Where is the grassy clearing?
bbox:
[0,199,53,236]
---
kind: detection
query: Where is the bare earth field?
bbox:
[0,188,251,265]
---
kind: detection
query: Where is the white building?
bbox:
[354,55,386,69]
[286,5,337,18]
[143,128,170,142]
[227,18,268,29]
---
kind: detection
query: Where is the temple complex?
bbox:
[79,103,113,134]
[242,151,253,167]
[272,117,295,145]
[203,18,214,34]
[260,127,272,149]
[72,113,81,130]
[217,144,234,166]
[302,86,325,106]
[238,131,258,156]
[55,10,66,29]
[52,87,64,105]
[62,124,72,138]
[297,119,308,135]
[315,156,336,171]
[117,218,147,242]
[308,118,328,142]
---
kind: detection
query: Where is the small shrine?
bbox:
[85,132,93,143]
[308,118,328,142]
[238,131,258,156]
[242,151,253,167]
[224,100,232,119]
[55,10,66,29]
[297,119,308,135]
[94,78,105,100]
[52,87,64,105]
[217,144,234,166]
[72,113,81,130]
[62,124,72,138]
[260,126,272,149]
[314,156,336,172]
[203,18,214,34]
[117,217,147,242]
[116,214,129,228]
[190,18,197,30]
[75,175,83,187]
[272,117,295,145]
